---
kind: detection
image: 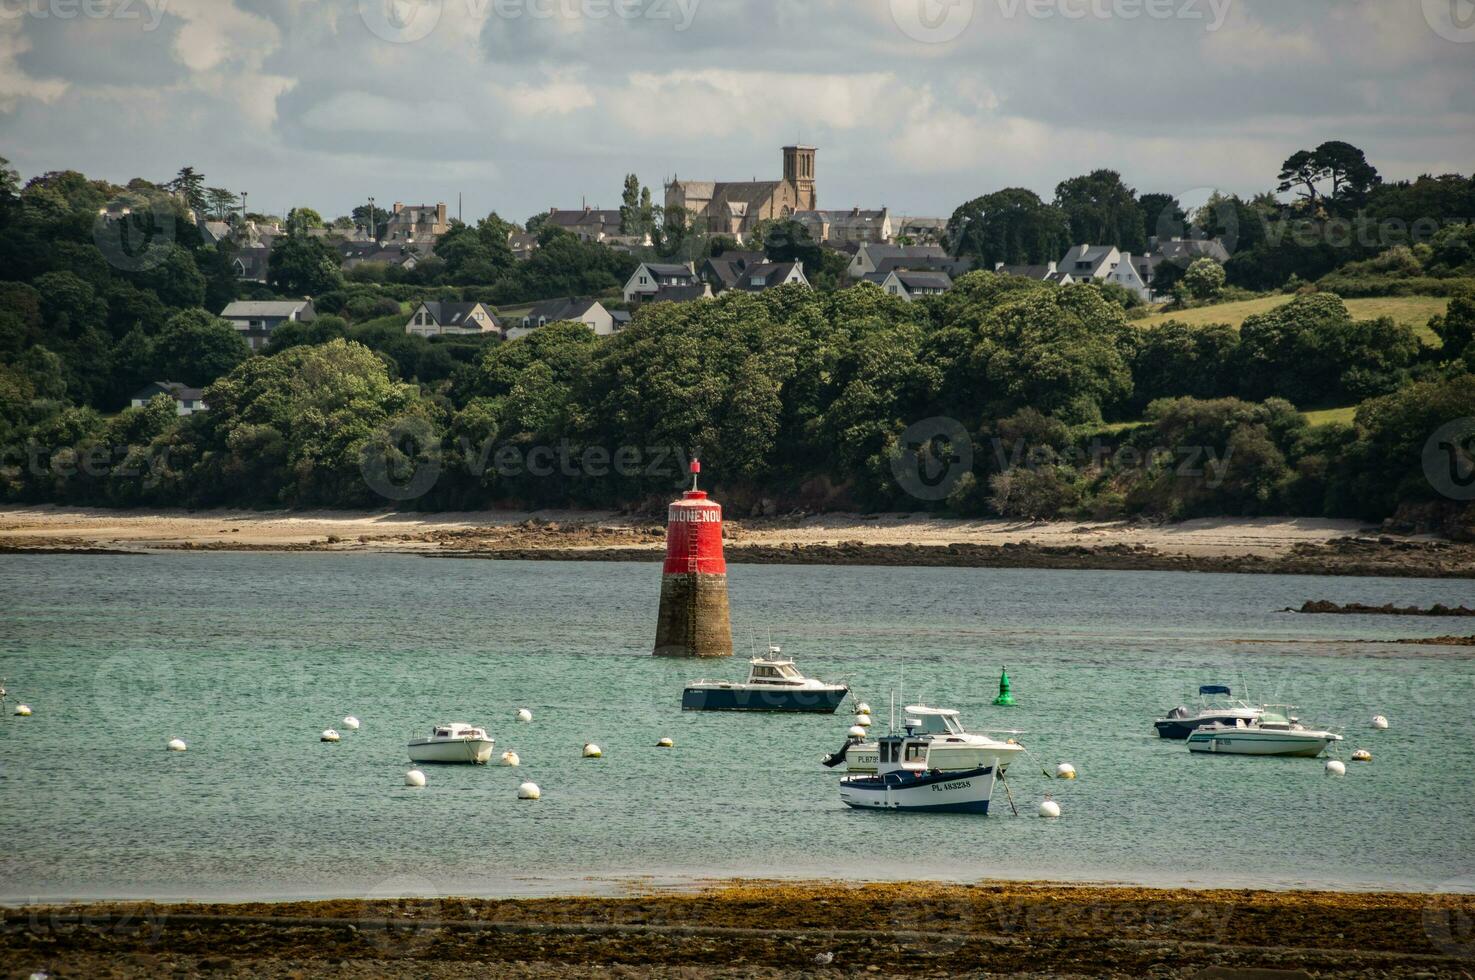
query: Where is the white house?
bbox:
[130,381,208,416]
[847,243,950,279]
[405,301,501,338]
[731,261,810,292]
[868,269,953,302]
[995,260,1075,285]
[623,262,699,304]
[506,298,618,340]
[219,299,315,351]
[1058,244,1151,301]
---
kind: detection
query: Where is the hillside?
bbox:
[1136,295,1449,344]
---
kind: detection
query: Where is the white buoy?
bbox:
[854,714,872,728]
[517,781,541,800]
[1325,759,1347,776]
[1352,749,1373,762]
[854,702,871,715]
[499,750,521,767]
[167,737,187,752]
[1055,763,1077,780]
[405,769,427,787]
[847,725,867,739]
[320,729,341,743]
[516,708,533,723]
[14,704,31,717]
[1038,798,1062,818]
[342,715,361,731]
[1371,715,1389,730]
[657,737,674,748]
[583,743,602,758]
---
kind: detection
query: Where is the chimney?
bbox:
[436,203,447,225]
[851,207,860,217]
[393,202,404,214]
[1046,261,1057,273]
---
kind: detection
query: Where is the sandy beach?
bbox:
[2,506,1472,577]
[4,880,1472,978]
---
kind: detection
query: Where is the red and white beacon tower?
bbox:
[652,459,733,658]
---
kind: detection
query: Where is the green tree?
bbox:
[1429,295,1475,359]
[945,188,1070,267]
[1054,170,1146,253]
[151,309,251,385]
[204,188,238,221]
[1181,257,1226,300]
[168,166,207,212]
[267,232,342,296]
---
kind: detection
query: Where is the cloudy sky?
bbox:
[2,0,1472,222]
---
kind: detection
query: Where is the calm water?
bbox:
[1,553,1473,901]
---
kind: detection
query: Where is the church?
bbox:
[664,146,817,242]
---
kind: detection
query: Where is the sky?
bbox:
[1,0,1473,223]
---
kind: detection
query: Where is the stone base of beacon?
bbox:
[652,460,733,658]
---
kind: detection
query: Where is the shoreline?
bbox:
[3,505,1474,577]
[5,880,1472,977]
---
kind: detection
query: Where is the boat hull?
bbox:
[682,685,848,713]
[407,738,495,765]
[839,766,996,813]
[1186,731,1335,757]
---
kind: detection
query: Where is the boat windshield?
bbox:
[1259,711,1290,726]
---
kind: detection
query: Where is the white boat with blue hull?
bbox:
[839,725,1011,814]
[682,648,849,713]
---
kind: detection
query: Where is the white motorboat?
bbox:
[407,723,495,765]
[824,704,1023,775]
[1185,709,1342,758]
[682,647,849,713]
[1155,685,1264,739]
[838,722,1012,814]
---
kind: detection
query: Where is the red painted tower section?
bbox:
[652,460,733,658]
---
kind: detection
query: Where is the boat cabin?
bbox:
[744,655,806,686]
[902,705,967,736]
[874,731,999,775]
[431,723,487,740]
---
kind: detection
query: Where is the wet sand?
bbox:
[4,880,1472,978]
[2,506,1472,577]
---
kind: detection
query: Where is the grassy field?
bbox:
[1301,405,1359,427]
[1135,294,1448,343]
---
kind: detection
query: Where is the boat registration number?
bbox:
[933,780,971,792]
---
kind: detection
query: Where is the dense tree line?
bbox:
[946,145,1475,295]
[2,154,1472,535]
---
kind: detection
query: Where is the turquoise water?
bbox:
[1,553,1473,901]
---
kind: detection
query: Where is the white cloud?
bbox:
[0,17,68,111]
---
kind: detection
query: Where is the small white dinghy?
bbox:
[407,723,495,765]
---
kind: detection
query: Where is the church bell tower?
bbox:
[782,145,817,211]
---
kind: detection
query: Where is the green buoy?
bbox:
[992,666,1015,706]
